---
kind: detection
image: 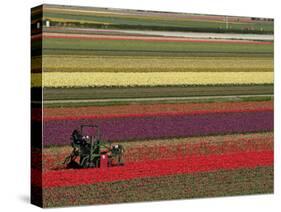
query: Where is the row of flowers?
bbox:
[41,110,273,146]
[36,132,273,171]
[32,72,273,87]
[38,150,273,188]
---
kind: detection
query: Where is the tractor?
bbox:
[63,125,124,169]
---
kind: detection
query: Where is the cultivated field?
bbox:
[31,4,274,207]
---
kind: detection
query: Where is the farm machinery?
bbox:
[63,125,124,169]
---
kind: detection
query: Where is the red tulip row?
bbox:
[42,108,272,121]
[36,150,273,188]
[38,101,273,121]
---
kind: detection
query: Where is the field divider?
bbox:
[32,33,273,45]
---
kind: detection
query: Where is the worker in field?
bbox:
[72,129,87,146]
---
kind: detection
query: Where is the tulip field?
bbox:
[32,72,273,87]
[31,4,274,208]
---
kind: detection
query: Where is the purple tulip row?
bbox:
[42,111,273,146]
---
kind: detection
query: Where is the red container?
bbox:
[100,154,108,168]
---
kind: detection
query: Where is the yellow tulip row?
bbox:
[39,55,273,73]
[31,72,273,87]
